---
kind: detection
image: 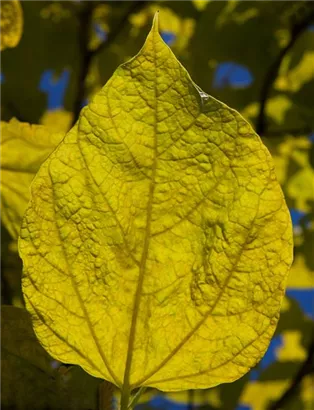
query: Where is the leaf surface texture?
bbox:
[0,0,23,51]
[19,17,293,392]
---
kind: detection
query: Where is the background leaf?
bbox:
[0,118,64,238]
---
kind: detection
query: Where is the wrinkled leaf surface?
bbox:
[19,16,293,392]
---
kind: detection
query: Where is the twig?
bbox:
[91,1,147,58]
[1,273,12,305]
[187,390,195,410]
[268,335,314,410]
[71,1,147,127]
[256,7,314,136]
[71,2,95,126]
[263,126,313,138]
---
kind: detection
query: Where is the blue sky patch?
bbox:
[94,23,107,42]
[137,395,199,410]
[289,208,306,227]
[286,289,314,318]
[161,31,176,46]
[81,98,89,109]
[213,62,253,89]
[39,69,70,110]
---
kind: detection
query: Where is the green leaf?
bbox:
[19,14,293,399]
[1,1,79,124]
[1,305,56,409]
[1,305,103,410]
[0,0,23,51]
[0,118,64,239]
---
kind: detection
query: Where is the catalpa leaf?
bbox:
[0,0,23,51]
[19,14,293,399]
[1,118,64,238]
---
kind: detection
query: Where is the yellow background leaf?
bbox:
[1,118,64,238]
[0,0,23,51]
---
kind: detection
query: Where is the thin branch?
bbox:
[256,7,314,136]
[263,126,313,138]
[91,1,147,58]
[1,273,12,305]
[71,2,95,126]
[71,1,147,127]
[268,335,314,410]
[187,390,195,410]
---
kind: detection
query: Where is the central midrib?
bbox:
[121,30,159,395]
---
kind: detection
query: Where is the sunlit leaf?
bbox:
[40,108,73,133]
[19,15,293,398]
[275,51,314,93]
[40,1,71,23]
[300,375,314,409]
[240,380,289,410]
[129,4,195,53]
[242,96,293,131]
[0,0,23,51]
[192,0,210,12]
[287,254,313,288]
[287,167,314,212]
[263,135,312,187]
[0,118,64,238]
[276,330,307,361]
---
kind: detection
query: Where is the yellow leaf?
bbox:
[1,118,64,238]
[192,1,210,12]
[275,51,314,93]
[287,254,313,288]
[130,5,195,53]
[240,380,289,410]
[40,109,73,133]
[19,14,293,402]
[0,0,23,51]
[287,167,314,212]
[242,96,292,129]
[276,330,307,361]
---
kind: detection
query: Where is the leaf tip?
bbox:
[152,11,160,34]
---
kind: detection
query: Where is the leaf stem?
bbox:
[120,384,131,410]
[128,387,147,409]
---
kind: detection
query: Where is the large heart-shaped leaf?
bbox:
[19,14,293,404]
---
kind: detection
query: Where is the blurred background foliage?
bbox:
[1,1,313,409]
